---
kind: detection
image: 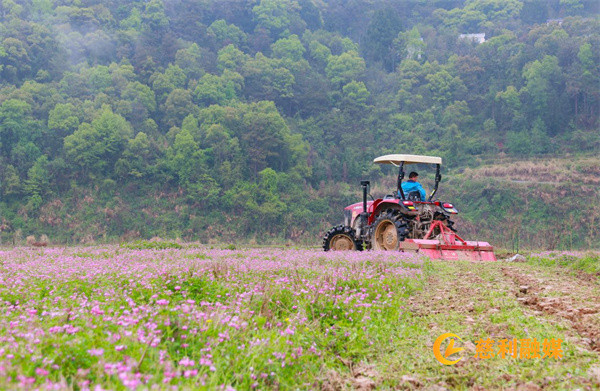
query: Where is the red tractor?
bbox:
[322,154,496,261]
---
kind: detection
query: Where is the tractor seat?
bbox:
[407,191,422,202]
[383,194,396,200]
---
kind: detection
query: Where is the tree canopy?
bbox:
[0,0,598,247]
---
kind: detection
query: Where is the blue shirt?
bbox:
[401,180,427,201]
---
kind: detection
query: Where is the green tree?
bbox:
[0,99,31,153]
[48,103,80,154]
[167,128,201,186]
[164,65,187,89]
[63,123,105,175]
[203,123,243,189]
[560,0,583,16]
[1,37,31,82]
[495,86,522,132]
[505,118,548,156]
[142,0,169,32]
[393,27,426,63]
[161,89,198,128]
[433,7,486,31]
[151,65,187,102]
[0,99,42,171]
[570,43,599,124]
[441,100,472,128]
[577,42,595,70]
[362,8,403,70]
[194,71,243,106]
[181,114,200,139]
[208,20,247,49]
[24,155,49,208]
[115,132,151,179]
[217,44,250,73]
[122,81,157,123]
[30,0,54,21]
[252,0,301,37]
[175,44,205,80]
[465,0,523,21]
[255,168,287,226]
[84,65,113,94]
[340,81,370,113]
[325,51,366,87]
[120,7,142,30]
[166,128,221,206]
[0,163,21,196]
[298,0,322,30]
[238,101,299,176]
[271,34,305,62]
[308,40,331,68]
[521,55,562,125]
[243,53,295,101]
[425,70,467,107]
[64,106,133,176]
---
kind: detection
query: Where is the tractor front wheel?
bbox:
[371,212,408,251]
[322,225,363,251]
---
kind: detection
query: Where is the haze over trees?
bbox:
[0,0,598,247]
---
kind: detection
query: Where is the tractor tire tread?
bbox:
[370,212,408,251]
[323,225,363,252]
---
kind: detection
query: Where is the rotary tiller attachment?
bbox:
[399,220,497,261]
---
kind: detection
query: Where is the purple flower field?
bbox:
[0,245,425,390]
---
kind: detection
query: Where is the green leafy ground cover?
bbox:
[528,251,600,276]
[0,246,598,389]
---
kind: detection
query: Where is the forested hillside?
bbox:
[0,0,598,248]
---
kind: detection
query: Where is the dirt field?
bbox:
[365,256,600,390]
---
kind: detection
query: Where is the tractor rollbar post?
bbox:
[428,164,441,202]
[397,162,405,200]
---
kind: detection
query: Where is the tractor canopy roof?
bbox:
[373,154,442,166]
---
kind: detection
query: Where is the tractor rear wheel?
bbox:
[323,225,363,251]
[433,212,457,233]
[371,212,408,251]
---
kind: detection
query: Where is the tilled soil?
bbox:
[400,259,600,390]
[501,265,600,353]
[326,258,600,390]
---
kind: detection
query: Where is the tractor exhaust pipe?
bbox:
[360,180,370,233]
[360,180,370,214]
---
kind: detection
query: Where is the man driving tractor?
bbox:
[400,171,427,201]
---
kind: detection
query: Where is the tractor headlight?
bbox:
[402,200,417,211]
[442,203,458,214]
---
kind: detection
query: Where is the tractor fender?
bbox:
[345,199,417,228]
[368,199,403,225]
[368,199,419,225]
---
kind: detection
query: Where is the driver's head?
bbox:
[409,171,418,180]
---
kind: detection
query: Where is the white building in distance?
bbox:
[458,33,486,44]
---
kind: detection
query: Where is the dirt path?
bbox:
[389,259,600,389]
[501,264,600,353]
[410,260,600,355]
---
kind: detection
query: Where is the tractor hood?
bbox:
[344,201,374,228]
[345,201,374,215]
